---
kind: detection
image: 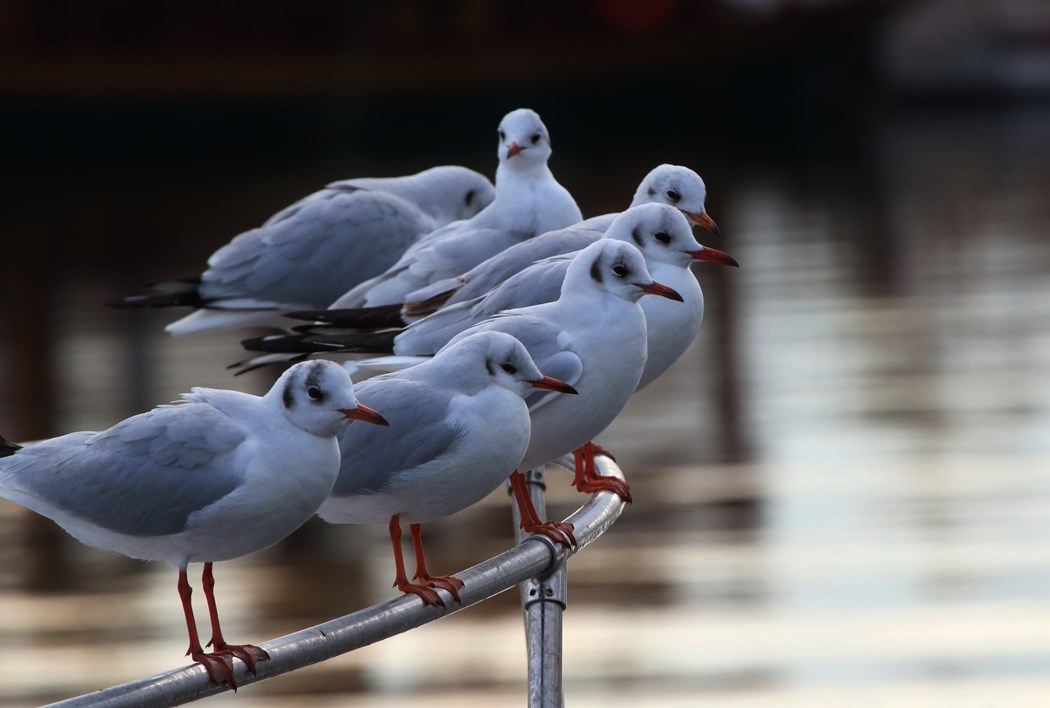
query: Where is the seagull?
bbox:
[109,165,495,335]
[311,163,719,327]
[577,163,720,234]
[328,108,582,310]
[243,239,682,504]
[0,360,388,688]
[317,331,577,606]
[271,204,738,390]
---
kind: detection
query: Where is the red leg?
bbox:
[178,568,235,688]
[409,523,464,604]
[201,562,270,675]
[510,470,576,548]
[389,515,445,607]
[572,442,632,502]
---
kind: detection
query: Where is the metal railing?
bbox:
[49,454,626,707]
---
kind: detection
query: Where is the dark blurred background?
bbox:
[2,1,1050,705]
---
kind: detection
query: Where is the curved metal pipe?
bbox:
[48,456,626,707]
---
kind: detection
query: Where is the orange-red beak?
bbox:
[340,403,389,426]
[529,375,578,395]
[506,141,524,158]
[636,280,684,302]
[685,210,720,237]
[686,245,739,267]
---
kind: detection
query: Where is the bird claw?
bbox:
[211,642,270,675]
[526,520,577,549]
[420,574,465,604]
[397,581,447,607]
[190,650,238,689]
[575,475,633,504]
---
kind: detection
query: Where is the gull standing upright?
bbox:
[109,165,495,335]
[330,108,582,309]
[242,239,682,507]
[317,331,576,606]
[0,361,388,688]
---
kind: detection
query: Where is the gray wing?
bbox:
[448,312,584,413]
[394,254,574,355]
[360,224,530,307]
[199,190,433,308]
[1,403,248,537]
[332,377,459,496]
[445,226,600,305]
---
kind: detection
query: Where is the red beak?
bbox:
[340,403,389,426]
[686,245,739,267]
[635,280,684,302]
[529,375,578,395]
[506,141,524,158]
[685,210,720,237]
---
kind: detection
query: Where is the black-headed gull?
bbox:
[578,163,720,234]
[317,331,576,606]
[264,204,737,390]
[110,165,495,335]
[0,360,388,687]
[329,108,582,309]
[315,163,719,325]
[243,239,681,505]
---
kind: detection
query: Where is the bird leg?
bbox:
[572,442,632,503]
[201,562,270,674]
[177,568,236,688]
[388,515,446,607]
[509,470,576,548]
[409,523,464,604]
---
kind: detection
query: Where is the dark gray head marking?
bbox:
[589,256,604,284]
[485,359,495,376]
[282,379,295,408]
[465,189,476,207]
[631,226,644,247]
[647,187,656,197]
[303,361,328,404]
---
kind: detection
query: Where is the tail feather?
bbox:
[241,329,399,355]
[107,289,205,309]
[284,305,407,329]
[0,434,22,458]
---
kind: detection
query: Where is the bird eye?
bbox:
[666,189,681,203]
[654,232,671,244]
[612,264,629,277]
[307,386,322,400]
[530,133,541,144]
[501,362,518,375]
[498,129,506,141]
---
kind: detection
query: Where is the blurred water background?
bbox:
[2,1,1050,705]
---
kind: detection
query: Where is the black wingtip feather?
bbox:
[241,329,399,355]
[107,290,206,309]
[0,434,22,458]
[284,305,407,330]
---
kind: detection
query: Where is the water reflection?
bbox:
[2,103,1050,705]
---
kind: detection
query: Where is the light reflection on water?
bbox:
[2,105,1050,706]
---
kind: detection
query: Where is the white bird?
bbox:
[0,361,388,688]
[577,163,720,233]
[110,165,495,335]
[330,108,582,309]
[317,331,577,606]
[315,163,719,325]
[243,239,683,506]
[274,204,737,390]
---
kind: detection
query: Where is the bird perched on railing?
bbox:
[244,239,682,505]
[329,108,582,310]
[317,331,577,606]
[108,165,495,335]
[0,361,388,688]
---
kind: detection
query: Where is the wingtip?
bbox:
[0,434,22,458]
